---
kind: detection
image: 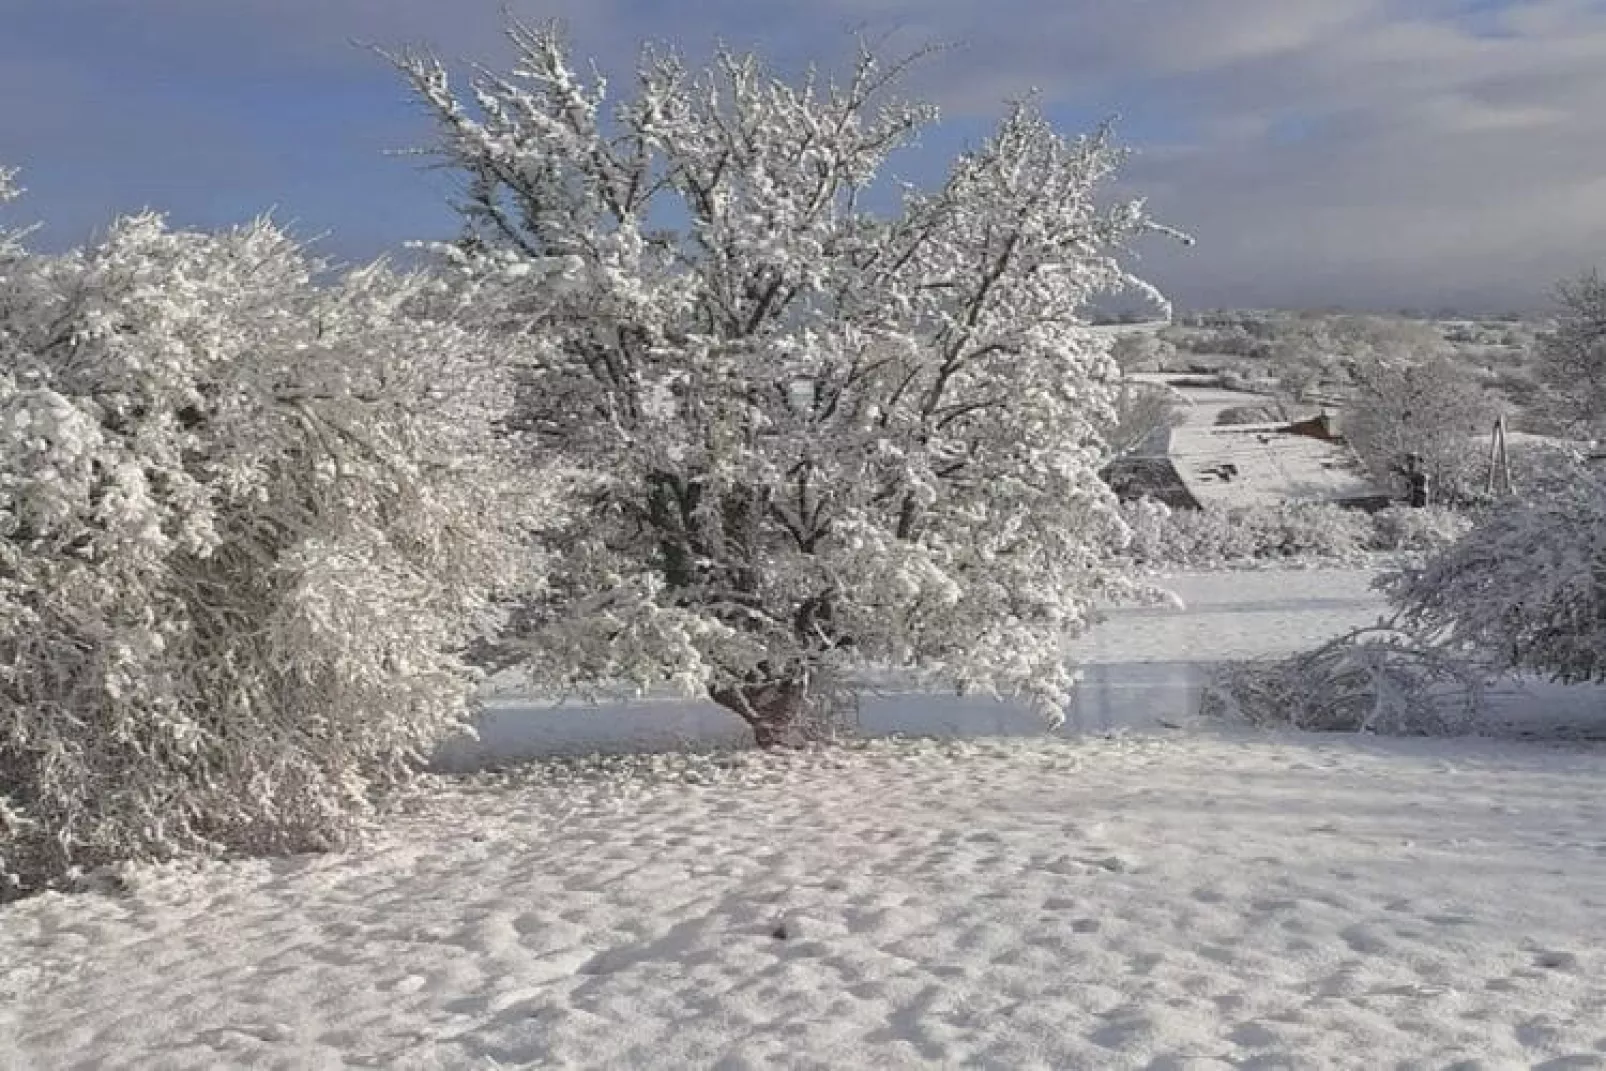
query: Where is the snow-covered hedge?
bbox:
[0,209,541,897]
[1117,500,1470,569]
[1118,500,1367,567]
[1124,500,1374,568]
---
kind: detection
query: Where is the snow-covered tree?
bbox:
[0,194,543,896]
[1535,269,1606,434]
[1342,353,1499,505]
[1380,472,1606,685]
[0,167,22,250]
[1108,331,1176,373]
[1267,314,1443,401]
[1099,380,1182,458]
[394,24,1181,745]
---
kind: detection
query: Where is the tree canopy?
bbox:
[395,23,1183,743]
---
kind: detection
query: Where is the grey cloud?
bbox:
[1122,98,1606,310]
[6,0,1606,309]
[812,0,1606,308]
[1132,2,1606,308]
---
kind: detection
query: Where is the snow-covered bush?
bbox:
[1118,499,1475,569]
[394,24,1184,745]
[1118,497,1178,564]
[1118,499,1374,568]
[1207,471,1606,737]
[1108,331,1175,373]
[1214,403,1284,425]
[1380,472,1606,684]
[0,205,541,897]
[1502,438,1601,500]
[1365,504,1473,554]
[1200,626,1489,735]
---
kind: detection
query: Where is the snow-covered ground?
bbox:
[5,567,1606,1070]
[1124,373,1288,430]
[4,733,1605,1069]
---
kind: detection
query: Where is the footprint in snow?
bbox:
[1089,854,1136,873]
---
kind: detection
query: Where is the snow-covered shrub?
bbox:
[1118,500,1373,568]
[394,24,1184,745]
[1200,626,1489,735]
[1380,472,1606,684]
[1214,403,1283,425]
[1119,497,1177,563]
[1119,499,1477,568]
[1246,504,1374,560]
[1208,471,1606,736]
[1502,438,1600,500]
[1365,504,1472,554]
[1213,367,1265,394]
[0,207,541,897]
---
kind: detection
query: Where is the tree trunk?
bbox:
[709,678,809,748]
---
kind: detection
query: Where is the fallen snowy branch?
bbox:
[1201,622,1495,735]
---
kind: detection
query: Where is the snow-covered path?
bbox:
[4,733,1604,1069]
[1064,568,1385,735]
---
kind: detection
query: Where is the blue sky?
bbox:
[3,0,1605,311]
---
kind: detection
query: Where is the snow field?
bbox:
[6,565,1606,1069]
[3,733,1605,1069]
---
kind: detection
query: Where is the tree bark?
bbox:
[709,677,809,748]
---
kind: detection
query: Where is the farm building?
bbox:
[1105,420,1386,511]
[1101,371,1388,510]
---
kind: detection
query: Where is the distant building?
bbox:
[1105,418,1386,511]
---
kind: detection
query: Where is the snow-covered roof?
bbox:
[1165,423,1382,510]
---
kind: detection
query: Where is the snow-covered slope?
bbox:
[3,732,1604,1069]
